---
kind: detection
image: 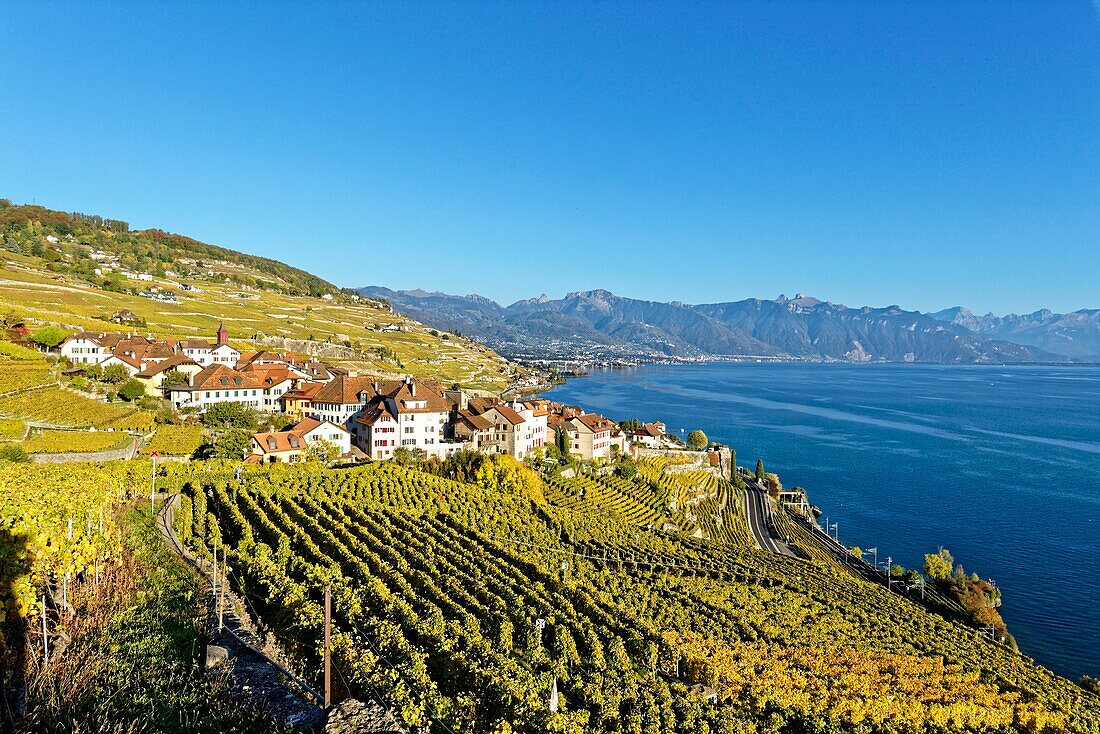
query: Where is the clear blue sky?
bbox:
[2,1,1096,314]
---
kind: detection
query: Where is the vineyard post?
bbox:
[218,547,226,632]
[213,538,220,630]
[41,593,48,665]
[150,451,158,517]
[324,583,332,709]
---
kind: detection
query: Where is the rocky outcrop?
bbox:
[324,699,405,734]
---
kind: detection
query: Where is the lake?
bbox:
[545,362,1100,680]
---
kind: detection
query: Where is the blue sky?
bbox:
[1,1,1096,314]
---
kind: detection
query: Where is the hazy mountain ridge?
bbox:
[930,306,1100,360]
[360,286,1067,364]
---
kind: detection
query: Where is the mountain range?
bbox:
[929,307,1100,360]
[360,287,1093,364]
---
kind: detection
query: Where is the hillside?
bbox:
[150,462,1100,730]
[931,306,1100,361]
[360,286,1061,364]
[0,199,523,390]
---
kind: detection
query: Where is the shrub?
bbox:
[0,444,28,462]
[118,379,147,402]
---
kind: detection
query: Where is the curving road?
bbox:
[741,479,798,557]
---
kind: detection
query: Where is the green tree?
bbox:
[203,402,258,430]
[617,455,638,480]
[101,363,130,384]
[849,546,863,558]
[755,459,765,481]
[924,548,954,581]
[30,325,68,349]
[556,425,569,457]
[118,378,146,401]
[304,438,339,464]
[212,428,252,459]
[686,429,707,451]
[161,370,189,391]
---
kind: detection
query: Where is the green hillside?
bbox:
[170,460,1099,733]
[0,199,524,390]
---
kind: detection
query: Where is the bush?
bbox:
[616,456,638,479]
[0,444,29,462]
[118,379,146,402]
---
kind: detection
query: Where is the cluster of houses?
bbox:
[58,325,676,465]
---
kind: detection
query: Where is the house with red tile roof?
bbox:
[354,376,458,461]
[168,364,264,410]
[251,417,352,463]
[134,354,203,397]
[562,412,623,461]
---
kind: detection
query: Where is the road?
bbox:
[741,480,798,557]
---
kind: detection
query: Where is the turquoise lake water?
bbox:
[545,362,1100,680]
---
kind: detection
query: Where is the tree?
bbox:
[211,428,252,460]
[118,378,146,401]
[304,438,339,464]
[556,426,570,457]
[687,430,707,451]
[161,370,189,391]
[849,546,863,558]
[924,548,954,581]
[203,402,258,430]
[101,363,130,384]
[617,455,638,479]
[30,325,67,349]
[755,459,765,481]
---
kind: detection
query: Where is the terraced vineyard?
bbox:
[543,458,753,547]
[143,424,205,456]
[20,428,133,454]
[0,361,54,394]
[0,385,141,428]
[177,463,1100,733]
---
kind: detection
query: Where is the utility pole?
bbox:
[324,583,332,709]
[867,547,878,569]
[885,557,893,591]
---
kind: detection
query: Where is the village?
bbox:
[55,322,686,466]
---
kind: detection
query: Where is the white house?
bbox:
[308,373,379,430]
[60,332,116,364]
[177,339,213,365]
[210,343,240,365]
[354,377,456,461]
[169,364,263,411]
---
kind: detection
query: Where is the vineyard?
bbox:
[0,461,156,623]
[19,428,133,454]
[143,424,205,456]
[0,362,55,394]
[0,385,143,428]
[174,462,1100,733]
[0,418,25,441]
[542,457,754,547]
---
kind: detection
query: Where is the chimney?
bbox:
[372,379,379,393]
[410,380,416,397]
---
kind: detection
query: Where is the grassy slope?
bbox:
[0,218,521,391]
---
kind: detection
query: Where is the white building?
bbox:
[354,377,456,461]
